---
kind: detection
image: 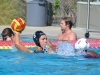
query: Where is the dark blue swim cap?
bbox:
[33,31,46,47]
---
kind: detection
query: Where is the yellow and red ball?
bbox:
[11,17,26,32]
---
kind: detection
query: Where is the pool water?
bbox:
[0,37,100,75]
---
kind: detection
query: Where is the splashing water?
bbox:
[56,41,75,56]
[43,43,55,54]
[43,43,49,53]
[41,40,87,56]
[11,45,18,52]
[75,49,87,56]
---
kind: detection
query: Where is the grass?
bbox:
[0,0,26,25]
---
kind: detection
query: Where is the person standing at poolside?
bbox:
[57,17,77,41]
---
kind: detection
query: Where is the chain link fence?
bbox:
[52,0,97,26]
[0,0,97,26]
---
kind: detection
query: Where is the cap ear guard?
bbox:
[33,33,41,47]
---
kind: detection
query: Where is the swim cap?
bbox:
[75,38,89,50]
[33,31,46,47]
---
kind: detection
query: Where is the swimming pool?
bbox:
[0,37,100,75]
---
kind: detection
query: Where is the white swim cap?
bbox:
[75,38,90,51]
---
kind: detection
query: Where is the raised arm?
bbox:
[47,40,56,51]
[14,31,34,53]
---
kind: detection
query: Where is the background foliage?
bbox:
[0,0,98,25]
[0,0,26,25]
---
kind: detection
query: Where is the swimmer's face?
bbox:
[3,34,14,41]
[39,35,47,48]
[60,20,67,33]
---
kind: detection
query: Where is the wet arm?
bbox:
[14,31,34,53]
[48,40,56,51]
[86,51,100,58]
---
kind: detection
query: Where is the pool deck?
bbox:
[0,25,100,39]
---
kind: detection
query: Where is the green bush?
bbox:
[0,0,26,25]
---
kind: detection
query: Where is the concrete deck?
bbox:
[0,25,100,39]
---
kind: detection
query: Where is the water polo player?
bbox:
[33,30,56,53]
[75,38,100,58]
[14,30,56,53]
[1,28,14,41]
